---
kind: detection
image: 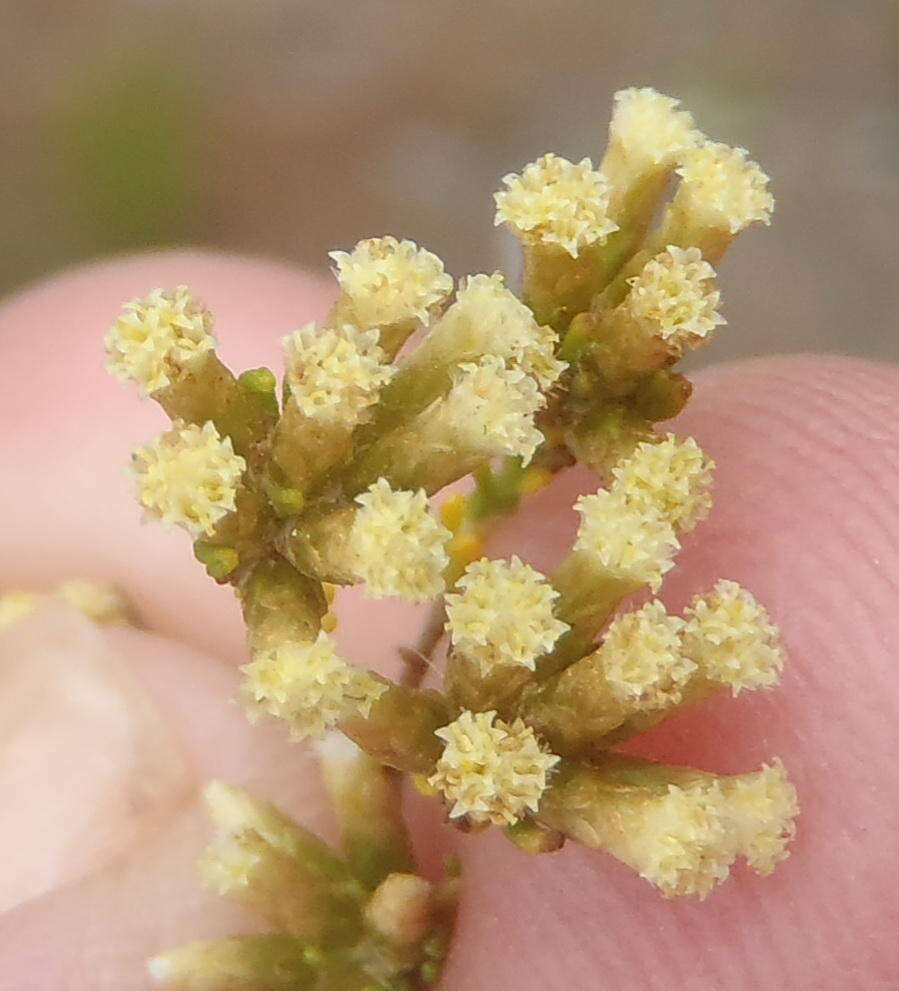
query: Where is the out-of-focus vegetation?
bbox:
[1,0,896,360]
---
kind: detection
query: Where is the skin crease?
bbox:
[0,252,897,990]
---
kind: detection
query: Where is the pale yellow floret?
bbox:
[428,710,560,826]
[427,355,546,465]
[351,478,451,601]
[609,87,699,170]
[435,273,566,389]
[444,556,569,674]
[105,285,215,396]
[329,236,453,328]
[283,322,393,425]
[132,421,246,538]
[624,246,725,352]
[631,782,733,898]
[494,153,619,258]
[149,937,312,990]
[683,579,784,694]
[574,488,680,592]
[200,783,337,923]
[723,759,799,875]
[147,941,263,990]
[676,141,774,234]
[598,600,695,709]
[364,872,434,947]
[611,433,715,532]
[199,836,261,897]
[203,780,298,855]
[240,632,385,740]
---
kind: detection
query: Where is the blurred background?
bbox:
[1,0,896,363]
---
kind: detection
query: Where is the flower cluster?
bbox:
[105,285,215,396]
[103,85,797,989]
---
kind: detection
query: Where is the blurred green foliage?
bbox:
[41,44,205,271]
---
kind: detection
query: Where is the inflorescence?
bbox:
[103,85,795,990]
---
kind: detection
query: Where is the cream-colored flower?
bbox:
[351,479,451,601]
[434,273,566,389]
[630,782,733,898]
[445,556,568,673]
[132,421,245,537]
[105,285,214,396]
[329,236,453,329]
[625,246,725,352]
[676,141,774,234]
[723,759,799,874]
[494,153,618,257]
[682,579,784,694]
[199,835,261,897]
[611,433,715,532]
[574,487,680,592]
[429,710,559,825]
[425,355,545,465]
[608,87,699,170]
[283,322,393,425]
[599,600,695,709]
[241,633,385,740]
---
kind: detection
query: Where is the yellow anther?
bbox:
[449,532,484,571]
[521,467,553,496]
[440,494,468,532]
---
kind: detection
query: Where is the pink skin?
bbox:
[0,252,897,989]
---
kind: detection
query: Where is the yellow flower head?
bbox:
[283,322,393,425]
[574,487,680,592]
[352,479,451,602]
[611,433,715,532]
[132,421,245,537]
[494,153,618,257]
[445,556,569,674]
[436,272,566,389]
[724,759,799,875]
[431,355,546,465]
[599,600,695,709]
[683,579,785,694]
[329,236,453,329]
[105,285,214,396]
[625,246,725,352]
[632,782,733,898]
[676,140,774,234]
[240,633,385,740]
[428,710,560,825]
[609,87,699,170]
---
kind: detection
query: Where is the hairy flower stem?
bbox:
[317,738,416,889]
[597,672,728,746]
[155,353,279,463]
[541,554,638,677]
[597,165,673,278]
[339,682,452,775]
[522,241,609,331]
[240,557,327,653]
[268,400,354,502]
[279,507,359,585]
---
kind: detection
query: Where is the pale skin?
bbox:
[0,252,897,989]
